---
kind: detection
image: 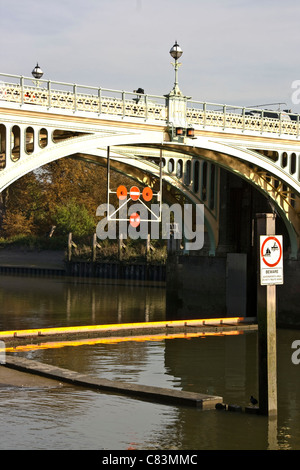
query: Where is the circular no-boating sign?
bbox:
[260,235,283,285]
[261,236,282,267]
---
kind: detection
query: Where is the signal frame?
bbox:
[106,146,163,224]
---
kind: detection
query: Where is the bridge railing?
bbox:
[186,100,300,137]
[0,73,167,122]
[0,72,299,137]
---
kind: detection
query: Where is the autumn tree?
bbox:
[0,170,47,236]
[0,156,133,240]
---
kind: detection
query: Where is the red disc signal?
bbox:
[142,187,153,202]
[129,212,140,228]
[117,185,127,200]
[130,186,140,201]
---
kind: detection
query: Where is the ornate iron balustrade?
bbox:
[186,102,300,137]
[0,72,299,137]
[0,73,167,122]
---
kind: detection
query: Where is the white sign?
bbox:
[260,235,283,285]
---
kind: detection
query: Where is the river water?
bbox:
[0,274,300,450]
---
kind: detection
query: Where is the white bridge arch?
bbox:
[0,72,299,258]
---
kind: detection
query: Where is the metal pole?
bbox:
[159,149,163,220]
[20,76,24,106]
[98,87,102,115]
[73,84,77,112]
[223,105,226,130]
[122,91,125,118]
[174,60,179,91]
[47,80,51,109]
[107,146,110,215]
[256,213,278,416]
[203,102,207,128]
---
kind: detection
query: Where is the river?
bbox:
[0,274,299,450]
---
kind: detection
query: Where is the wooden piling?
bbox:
[256,213,278,416]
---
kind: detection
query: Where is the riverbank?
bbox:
[0,248,65,269]
[0,248,166,281]
[0,364,65,389]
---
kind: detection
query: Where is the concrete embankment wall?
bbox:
[0,259,165,282]
[166,253,300,327]
[2,355,223,409]
[0,249,165,281]
[66,261,165,281]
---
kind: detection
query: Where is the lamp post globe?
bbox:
[169,41,183,96]
[169,41,183,61]
[32,63,43,80]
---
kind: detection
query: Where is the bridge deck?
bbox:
[1,72,300,139]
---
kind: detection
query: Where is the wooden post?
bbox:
[92,233,101,262]
[146,234,155,261]
[256,213,278,416]
[68,233,77,262]
[68,233,72,262]
[118,233,126,260]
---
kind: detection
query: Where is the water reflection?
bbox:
[5,330,299,450]
[0,274,166,330]
[0,385,180,450]
[0,274,300,449]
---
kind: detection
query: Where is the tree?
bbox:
[2,211,34,237]
[0,156,134,239]
[53,199,95,238]
[0,170,46,237]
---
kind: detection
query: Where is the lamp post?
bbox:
[167,41,191,138]
[169,41,183,96]
[32,63,43,86]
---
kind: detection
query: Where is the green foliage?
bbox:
[53,200,95,238]
[0,234,66,250]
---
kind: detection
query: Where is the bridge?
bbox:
[0,43,300,259]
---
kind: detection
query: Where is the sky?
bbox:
[1,0,300,112]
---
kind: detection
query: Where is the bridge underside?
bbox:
[72,142,300,259]
[0,111,299,258]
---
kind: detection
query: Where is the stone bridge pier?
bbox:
[166,168,300,327]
